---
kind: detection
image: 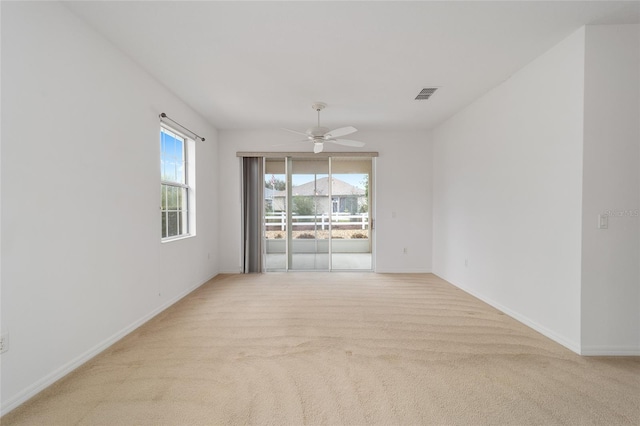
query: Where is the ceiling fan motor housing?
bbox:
[307,126,330,137]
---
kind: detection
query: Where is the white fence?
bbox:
[265,212,368,230]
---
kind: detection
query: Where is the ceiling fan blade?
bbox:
[313,142,324,154]
[282,128,309,137]
[325,126,357,138]
[328,138,366,148]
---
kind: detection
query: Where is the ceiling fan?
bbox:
[283,102,365,153]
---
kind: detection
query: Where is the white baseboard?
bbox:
[1,273,218,416]
[433,273,582,355]
[580,346,640,356]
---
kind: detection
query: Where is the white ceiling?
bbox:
[65,1,639,131]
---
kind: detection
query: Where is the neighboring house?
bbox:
[266,177,366,215]
[263,187,280,213]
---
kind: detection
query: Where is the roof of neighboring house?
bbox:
[264,187,280,199]
[266,177,365,197]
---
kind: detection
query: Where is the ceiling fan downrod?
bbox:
[312,102,326,128]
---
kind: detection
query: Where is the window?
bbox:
[160,126,194,240]
[340,197,358,214]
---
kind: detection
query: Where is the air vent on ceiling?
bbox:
[415,87,438,100]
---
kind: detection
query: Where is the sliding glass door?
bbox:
[264,158,287,270]
[263,156,373,272]
[288,158,330,270]
[330,157,372,270]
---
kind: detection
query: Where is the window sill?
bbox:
[161,234,195,244]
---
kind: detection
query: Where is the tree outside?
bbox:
[360,174,369,213]
[292,196,315,216]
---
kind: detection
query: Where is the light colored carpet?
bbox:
[3,273,639,425]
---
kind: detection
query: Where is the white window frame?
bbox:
[160,125,196,241]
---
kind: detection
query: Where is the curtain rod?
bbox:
[159,113,205,142]
[236,151,379,158]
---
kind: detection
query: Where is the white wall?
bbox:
[581,25,640,355]
[218,129,432,273]
[432,29,586,352]
[1,2,219,413]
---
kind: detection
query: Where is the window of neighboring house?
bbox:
[340,197,358,214]
[160,126,194,240]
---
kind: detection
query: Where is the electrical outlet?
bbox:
[403,247,408,254]
[0,333,9,354]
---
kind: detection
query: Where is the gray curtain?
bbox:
[242,157,264,273]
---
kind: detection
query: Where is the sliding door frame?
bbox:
[238,151,378,272]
